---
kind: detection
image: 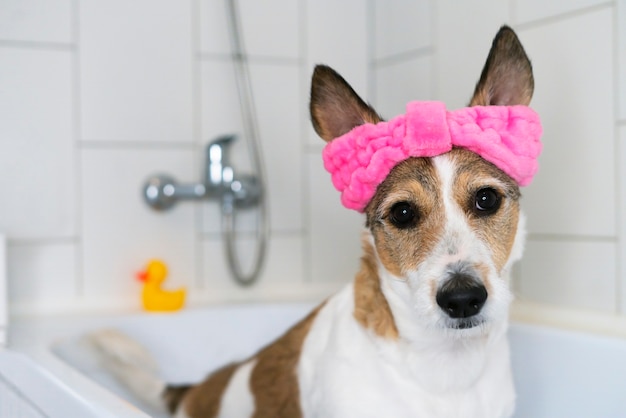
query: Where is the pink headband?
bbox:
[323,101,542,212]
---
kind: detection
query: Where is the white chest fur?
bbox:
[297,284,515,418]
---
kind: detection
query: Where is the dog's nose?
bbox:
[436,275,488,319]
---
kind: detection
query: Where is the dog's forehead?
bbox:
[446,148,520,188]
[366,149,516,210]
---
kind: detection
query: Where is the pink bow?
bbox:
[322,101,543,212]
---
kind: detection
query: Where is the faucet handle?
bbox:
[207,134,236,161]
[206,134,237,187]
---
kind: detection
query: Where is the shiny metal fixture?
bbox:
[141,0,269,286]
[142,135,261,212]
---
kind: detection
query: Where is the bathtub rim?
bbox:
[6,298,626,418]
[510,299,626,339]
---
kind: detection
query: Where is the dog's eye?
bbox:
[474,188,500,215]
[389,202,417,228]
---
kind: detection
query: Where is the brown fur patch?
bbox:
[179,305,323,418]
[365,157,446,276]
[449,149,521,273]
[249,304,323,418]
[353,236,399,339]
[182,363,239,418]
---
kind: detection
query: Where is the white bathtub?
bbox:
[7,302,626,418]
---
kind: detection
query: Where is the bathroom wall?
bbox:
[1,0,626,319]
[0,0,368,314]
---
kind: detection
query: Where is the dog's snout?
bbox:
[436,274,488,319]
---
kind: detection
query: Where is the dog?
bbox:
[89,25,542,418]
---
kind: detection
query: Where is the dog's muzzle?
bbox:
[436,273,488,324]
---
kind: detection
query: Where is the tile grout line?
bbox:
[299,0,312,284]
[8,237,79,247]
[79,140,197,149]
[192,0,204,291]
[514,1,613,31]
[367,0,377,105]
[72,0,84,299]
[612,2,624,315]
[197,51,302,66]
[429,0,438,100]
[201,230,304,241]
[371,46,434,69]
[0,39,74,51]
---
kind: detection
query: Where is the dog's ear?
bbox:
[470,26,534,106]
[310,65,382,143]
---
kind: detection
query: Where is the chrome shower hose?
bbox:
[223,0,270,286]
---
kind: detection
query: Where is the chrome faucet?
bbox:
[142,135,262,211]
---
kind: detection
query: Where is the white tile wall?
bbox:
[80,148,196,305]
[7,242,76,311]
[0,235,6,346]
[200,62,303,234]
[519,8,615,237]
[434,0,510,109]
[198,0,230,56]
[201,234,304,291]
[199,0,300,59]
[2,1,626,318]
[0,0,73,44]
[306,0,368,92]
[618,0,626,121]
[79,0,194,143]
[0,48,76,239]
[374,56,433,118]
[305,0,369,146]
[518,239,617,313]
[306,154,363,283]
[373,0,432,60]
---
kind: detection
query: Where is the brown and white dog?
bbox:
[91,26,536,418]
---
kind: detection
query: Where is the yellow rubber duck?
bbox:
[136,259,186,312]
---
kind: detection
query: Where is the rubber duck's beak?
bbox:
[136,271,148,282]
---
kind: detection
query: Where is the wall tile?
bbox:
[198,0,230,55]
[434,0,510,109]
[7,242,76,309]
[305,0,368,146]
[80,148,196,304]
[199,0,300,59]
[200,61,302,234]
[0,0,73,44]
[374,55,433,118]
[373,0,432,60]
[519,8,615,237]
[305,0,367,92]
[307,153,363,283]
[0,48,75,239]
[618,0,626,121]
[518,239,617,313]
[201,234,303,290]
[79,0,193,142]
[513,0,610,25]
